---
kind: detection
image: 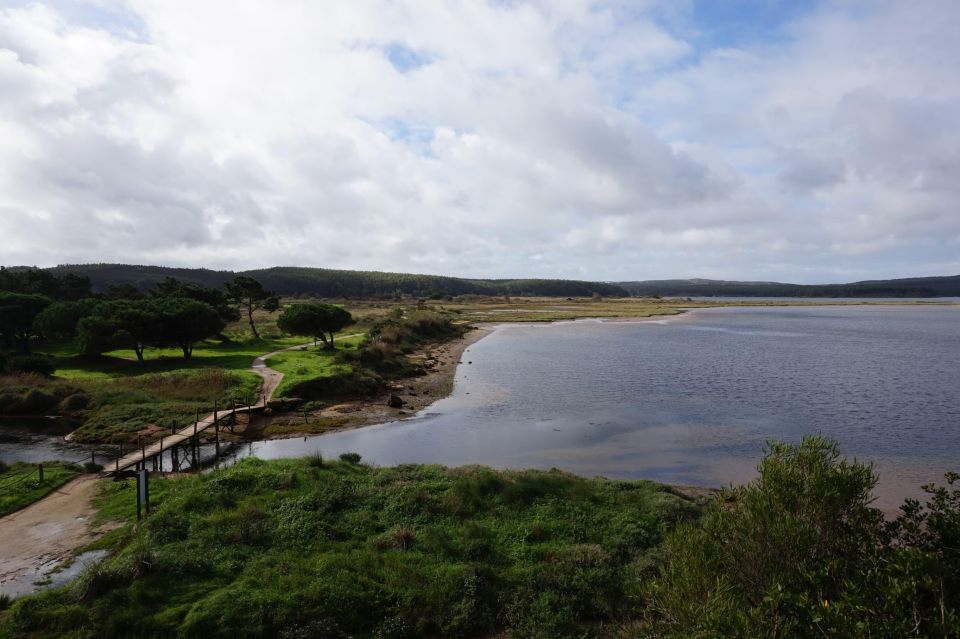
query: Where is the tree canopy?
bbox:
[0,292,51,352]
[76,298,223,361]
[225,276,278,339]
[277,303,353,349]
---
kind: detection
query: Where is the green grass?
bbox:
[43,336,308,381]
[67,368,262,444]
[0,461,83,517]
[7,329,368,444]
[1,458,703,638]
[268,334,365,398]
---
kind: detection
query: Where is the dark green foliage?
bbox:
[151,277,240,323]
[0,267,91,300]
[340,309,465,378]
[40,264,631,298]
[76,299,158,361]
[2,460,699,638]
[225,276,277,339]
[76,298,223,361]
[285,368,384,400]
[32,299,99,339]
[277,303,354,349]
[339,452,361,464]
[153,297,226,359]
[0,379,82,415]
[4,354,55,377]
[645,436,960,638]
[0,292,51,352]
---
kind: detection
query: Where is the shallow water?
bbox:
[1,549,108,599]
[226,305,960,511]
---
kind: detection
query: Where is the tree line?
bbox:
[33,264,630,298]
[0,273,281,362]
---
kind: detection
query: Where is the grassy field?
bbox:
[0,457,702,638]
[0,461,83,518]
[267,333,366,398]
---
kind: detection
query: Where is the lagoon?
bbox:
[230,305,960,510]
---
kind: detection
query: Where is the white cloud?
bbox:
[0,0,958,282]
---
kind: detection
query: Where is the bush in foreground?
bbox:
[645,436,960,638]
[2,459,701,638]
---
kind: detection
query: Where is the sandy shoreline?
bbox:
[261,325,494,435]
[261,312,689,438]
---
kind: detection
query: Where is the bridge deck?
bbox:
[109,404,262,474]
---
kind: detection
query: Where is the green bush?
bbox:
[645,436,960,638]
[59,392,91,413]
[5,354,55,376]
[285,368,383,400]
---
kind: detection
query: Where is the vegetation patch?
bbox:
[267,334,364,399]
[0,460,83,517]
[259,415,351,437]
[67,369,261,444]
[0,459,701,638]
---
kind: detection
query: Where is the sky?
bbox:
[0,0,958,283]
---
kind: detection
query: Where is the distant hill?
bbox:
[615,275,960,298]
[37,264,630,298]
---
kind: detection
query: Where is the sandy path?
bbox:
[0,337,363,597]
[0,476,109,597]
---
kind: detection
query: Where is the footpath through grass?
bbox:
[1,457,701,638]
[0,461,83,518]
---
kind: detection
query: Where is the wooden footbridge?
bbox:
[106,398,267,475]
[103,334,365,480]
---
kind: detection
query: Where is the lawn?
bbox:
[267,333,366,398]
[0,461,84,517]
[0,457,703,638]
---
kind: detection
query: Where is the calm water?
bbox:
[231,305,960,510]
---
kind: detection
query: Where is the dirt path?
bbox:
[0,476,110,597]
[0,337,363,597]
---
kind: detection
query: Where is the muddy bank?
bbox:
[260,326,492,436]
[0,476,115,598]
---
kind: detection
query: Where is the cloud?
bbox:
[0,0,958,282]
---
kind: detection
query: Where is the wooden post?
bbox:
[213,400,218,424]
[191,436,198,469]
[91,449,96,466]
[214,420,220,458]
[115,449,119,472]
[38,463,44,482]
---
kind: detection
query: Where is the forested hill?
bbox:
[616,275,960,298]
[35,264,629,298]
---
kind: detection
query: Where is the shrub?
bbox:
[644,436,960,638]
[5,354,55,377]
[59,392,91,413]
[339,452,362,465]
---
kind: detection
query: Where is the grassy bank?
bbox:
[0,461,84,518]
[267,333,366,398]
[1,458,702,638]
[3,438,958,637]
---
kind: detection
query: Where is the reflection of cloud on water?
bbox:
[684,325,808,338]
[513,422,761,488]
